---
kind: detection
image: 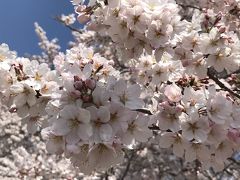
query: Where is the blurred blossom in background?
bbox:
[0,0,76,56]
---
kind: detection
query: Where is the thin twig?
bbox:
[222,68,240,79]
[120,151,135,180]
[54,16,83,34]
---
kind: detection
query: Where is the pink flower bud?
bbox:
[70,90,81,99]
[181,59,190,67]
[85,78,96,90]
[159,101,171,109]
[219,26,226,33]
[176,104,184,112]
[75,5,86,13]
[74,76,81,82]
[228,129,240,144]
[77,13,90,24]
[82,95,91,102]
[74,81,83,91]
[86,22,99,31]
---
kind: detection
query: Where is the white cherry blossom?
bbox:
[87,106,113,143]
[52,105,92,143]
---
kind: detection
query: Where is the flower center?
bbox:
[52,136,63,143]
[133,15,140,24]
[155,69,163,76]
[188,122,198,133]
[41,84,49,94]
[0,54,6,61]
[35,72,42,81]
[128,122,137,133]
[119,92,128,105]
[70,118,80,129]
[110,112,118,122]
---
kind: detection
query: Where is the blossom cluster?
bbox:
[70,0,240,173]
[75,0,187,61]
[34,23,61,66]
[198,0,240,32]
[156,84,240,171]
[0,44,58,133]
[129,51,240,171]
[0,43,152,174]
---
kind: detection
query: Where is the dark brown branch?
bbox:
[177,3,202,11]
[94,65,104,75]
[207,68,240,99]
[222,68,240,79]
[228,157,240,166]
[134,109,153,115]
[148,125,160,131]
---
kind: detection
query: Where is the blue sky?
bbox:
[0,0,78,56]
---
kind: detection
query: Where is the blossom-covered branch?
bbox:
[1,0,240,176]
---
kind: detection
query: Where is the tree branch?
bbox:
[148,125,160,131]
[176,3,202,11]
[222,68,240,79]
[207,68,240,99]
[134,109,153,115]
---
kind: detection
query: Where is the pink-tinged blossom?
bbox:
[214,140,235,161]
[207,123,227,145]
[52,105,92,144]
[46,135,65,154]
[87,143,124,171]
[150,62,169,84]
[159,132,186,157]
[108,102,130,136]
[207,93,232,124]
[202,154,225,172]
[87,106,113,143]
[111,79,144,109]
[227,129,240,144]
[182,87,206,112]
[121,112,152,145]
[156,103,183,132]
[10,82,37,108]
[185,142,210,162]
[230,103,240,128]
[181,112,210,143]
[164,83,182,102]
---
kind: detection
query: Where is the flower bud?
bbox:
[70,90,81,99]
[82,94,91,102]
[75,5,86,13]
[85,78,96,90]
[74,76,81,82]
[158,101,170,109]
[74,81,83,91]
[77,13,90,24]
[219,26,226,33]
